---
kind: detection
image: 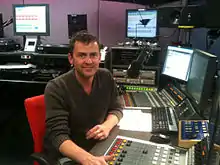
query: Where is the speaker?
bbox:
[205,0,220,28]
[158,7,182,28]
[67,14,87,38]
[158,5,205,28]
[179,5,205,27]
[0,13,3,37]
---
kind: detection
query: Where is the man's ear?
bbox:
[68,53,73,66]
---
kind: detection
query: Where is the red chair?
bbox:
[24,95,50,165]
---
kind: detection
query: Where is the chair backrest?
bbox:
[24,95,46,153]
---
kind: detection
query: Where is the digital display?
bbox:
[126,9,157,38]
[13,4,50,35]
[162,46,193,81]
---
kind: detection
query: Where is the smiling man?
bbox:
[43,31,123,165]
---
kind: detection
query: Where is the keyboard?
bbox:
[152,107,178,133]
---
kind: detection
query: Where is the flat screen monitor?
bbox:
[162,46,193,81]
[13,4,50,36]
[126,9,158,39]
[186,49,217,116]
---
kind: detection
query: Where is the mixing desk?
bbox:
[104,135,187,165]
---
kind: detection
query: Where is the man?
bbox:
[43,31,123,165]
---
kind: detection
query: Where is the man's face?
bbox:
[70,41,101,78]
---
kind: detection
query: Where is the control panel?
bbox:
[158,84,186,108]
[178,120,209,148]
[119,85,169,109]
[175,98,201,120]
[105,135,187,165]
[113,68,158,86]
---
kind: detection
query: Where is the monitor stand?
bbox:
[24,36,38,52]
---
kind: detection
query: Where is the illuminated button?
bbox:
[202,151,205,156]
[115,154,119,157]
[156,149,160,153]
[175,153,180,156]
[109,161,114,165]
[109,151,114,155]
[121,143,125,146]
[117,149,121,153]
[119,146,123,149]
[152,161,157,164]
[153,157,158,160]
[113,157,116,161]
[123,139,127,143]
[174,160,179,164]
[155,153,159,156]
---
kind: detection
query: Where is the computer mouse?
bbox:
[150,134,171,144]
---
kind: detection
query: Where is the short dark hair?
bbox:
[68,30,100,54]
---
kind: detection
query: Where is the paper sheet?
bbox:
[118,110,152,132]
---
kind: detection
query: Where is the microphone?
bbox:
[127,45,153,78]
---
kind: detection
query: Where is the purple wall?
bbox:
[99,1,144,46]
[24,0,99,44]
[0,0,142,46]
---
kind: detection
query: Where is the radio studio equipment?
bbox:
[36,44,69,54]
[104,135,187,165]
[0,52,69,82]
[104,135,220,165]
[13,4,50,50]
[67,14,87,38]
[157,5,205,28]
[186,49,217,118]
[178,120,209,148]
[0,38,20,52]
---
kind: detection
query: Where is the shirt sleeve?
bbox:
[44,80,71,151]
[107,72,124,121]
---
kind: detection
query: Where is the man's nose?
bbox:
[85,57,93,64]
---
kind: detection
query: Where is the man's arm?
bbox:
[45,81,113,165]
[86,71,123,140]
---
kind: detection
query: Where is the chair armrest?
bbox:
[30,152,51,165]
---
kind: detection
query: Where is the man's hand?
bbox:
[81,155,114,165]
[86,124,110,140]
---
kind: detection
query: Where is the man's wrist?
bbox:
[77,151,94,164]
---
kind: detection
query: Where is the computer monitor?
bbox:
[126,9,158,39]
[162,46,193,81]
[12,4,50,36]
[186,49,217,116]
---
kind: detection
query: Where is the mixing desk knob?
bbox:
[115,162,121,165]
[142,149,148,154]
[118,158,123,162]
[120,154,126,157]
[122,150,127,154]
